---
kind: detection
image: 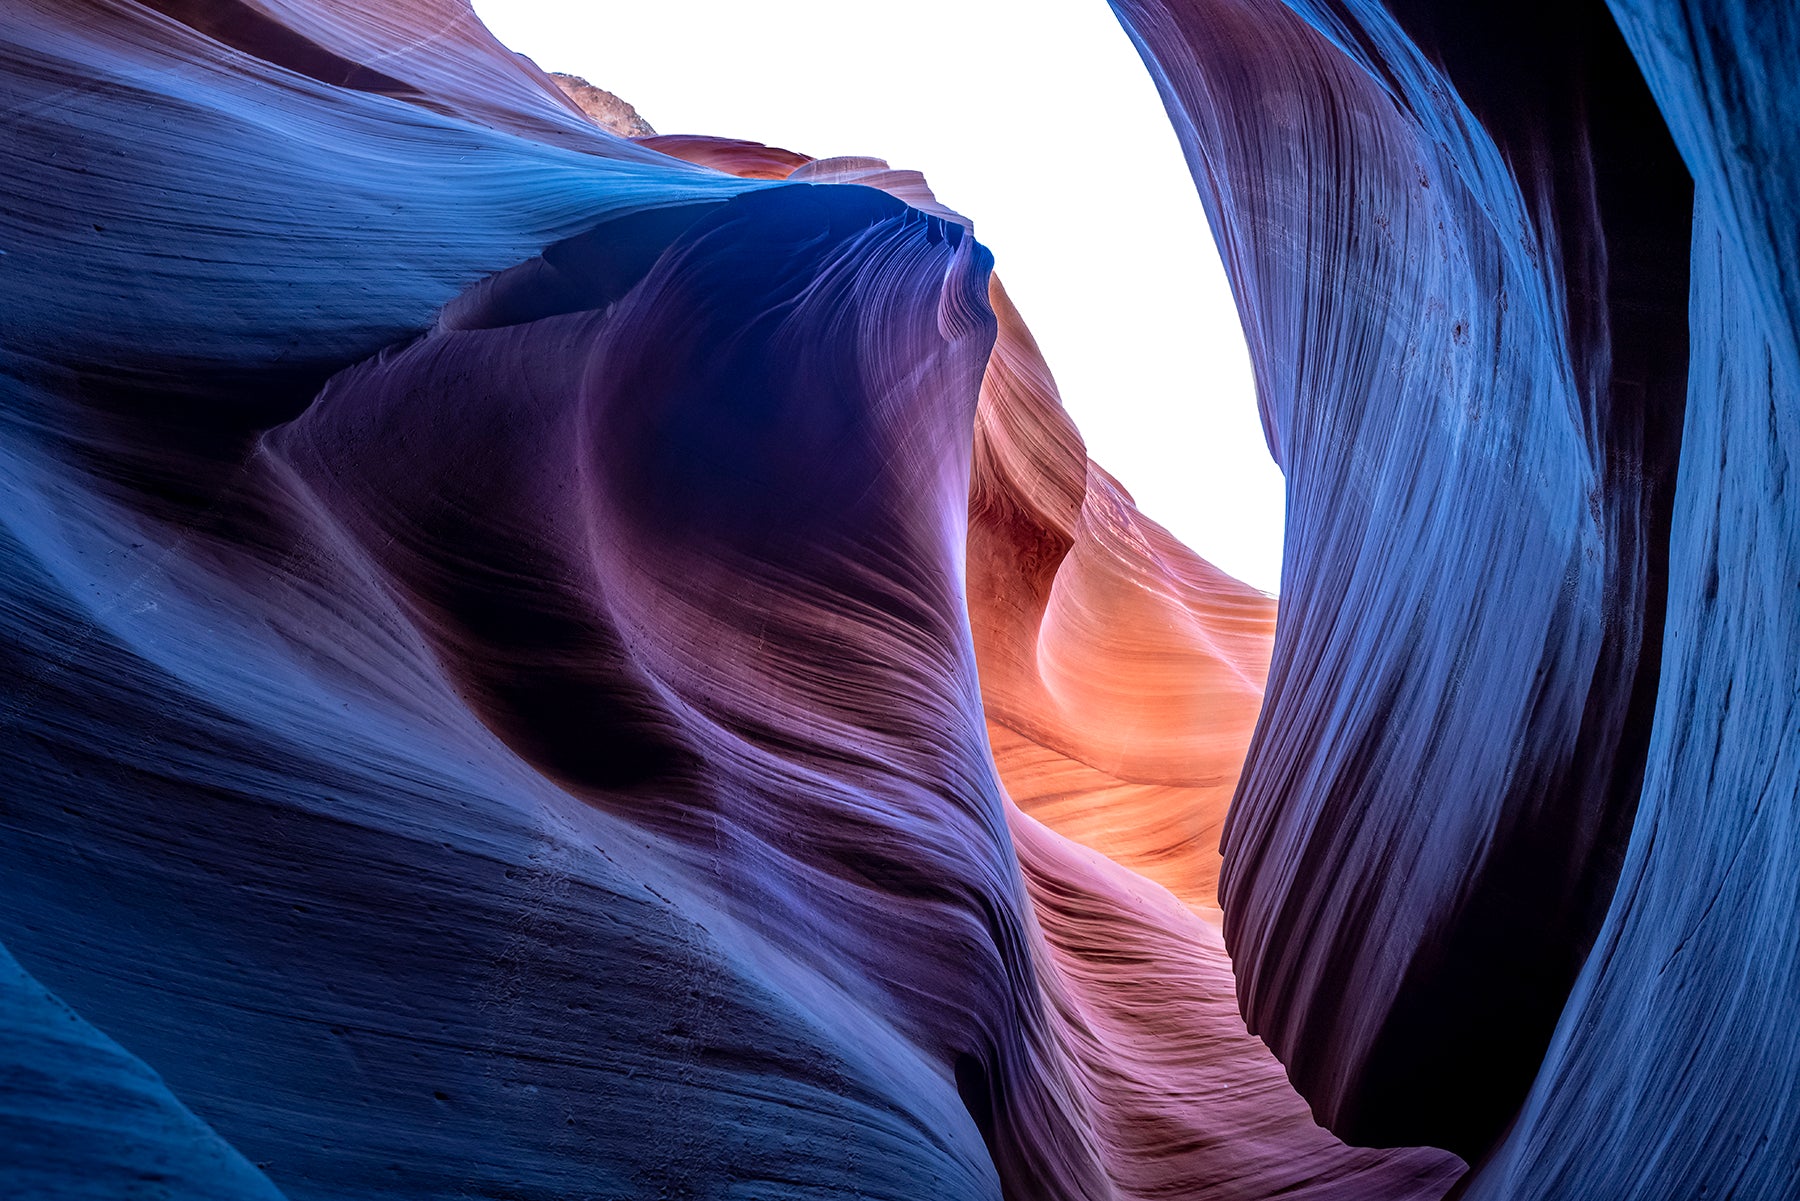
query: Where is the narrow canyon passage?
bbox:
[1,2,1796,1200]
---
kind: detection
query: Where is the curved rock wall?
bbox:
[1460,4,1800,1193]
[1114,0,1797,1190]
[0,945,285,1200]
[4,0,1796,1196]
[0,2,1456,1198]
[971,278,1277,921]
[1110,0,1692,1159]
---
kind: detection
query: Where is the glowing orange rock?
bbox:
[969,277,1276,917]
[638,134,814,179]
[624,141,1278,917]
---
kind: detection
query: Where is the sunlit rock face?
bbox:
[968,279,1277,922]
[549,71,656,136]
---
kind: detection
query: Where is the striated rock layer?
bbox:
[1111,0,1692,1161]
[657,131,1282,917]
[971,277,1277,921]
[1114,0,1798,1190]
[0,2,1458,1199]
[0,944,285,1201]
[1459,3,1800,1193]
[4,0,1798,1196]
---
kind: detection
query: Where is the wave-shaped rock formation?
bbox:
[1109,4,1798,1192]
[1,0,1794,1198]
[1111,0,1694,1161]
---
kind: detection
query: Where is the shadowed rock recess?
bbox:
[0,0,1793,1198]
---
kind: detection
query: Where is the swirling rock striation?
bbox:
[1459,3,1800,1194]
[649,137,1282,918]
[1115,0,1798,1190]
[1111,0,1693,1160]
[968,278,1277,920]
[0,1,1456,1199]
[4,0,1797,1196]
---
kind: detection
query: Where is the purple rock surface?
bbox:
[3,0,1797,1197]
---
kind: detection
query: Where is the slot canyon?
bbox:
[1,1,1795,1197]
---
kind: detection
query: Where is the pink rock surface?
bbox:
[970,277,1277,918]
[1010,812,1460,1199]
[638,133,815,180]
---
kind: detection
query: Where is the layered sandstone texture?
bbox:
[0,1,1451,1198]
[1109,0,1798,1190]
[2,0,1797,1199]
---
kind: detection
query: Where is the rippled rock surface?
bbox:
[1113,0,1797,1188]
[0,2,1458,1198]
[3,0,1796,1197]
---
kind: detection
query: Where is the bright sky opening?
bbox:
[475,0,1286,594]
